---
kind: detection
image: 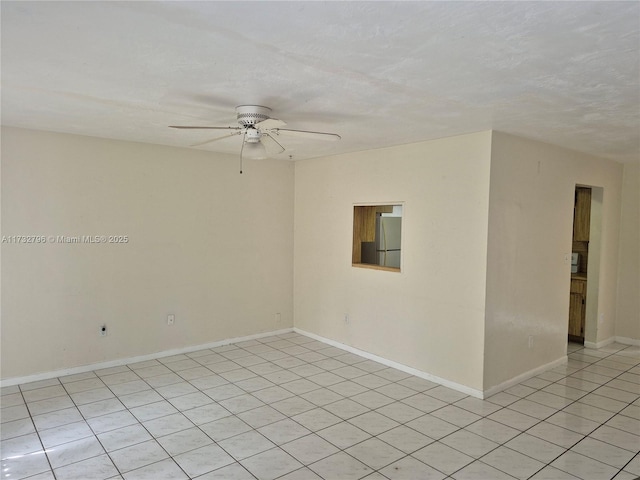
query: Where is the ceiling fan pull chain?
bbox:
[239,132,245,174]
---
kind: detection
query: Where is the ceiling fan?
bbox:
[170,105,341,173]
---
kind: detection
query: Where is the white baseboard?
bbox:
[614,336,640,347]
[295,329,573,400]
[481,355,568,399]
[3,326,589,402]
[584,337,615,349]
[583,336,639,349]
[294,328,485,399]
[0,328,294,388]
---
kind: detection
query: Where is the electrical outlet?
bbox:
[275,313,281,325]
[344,314,350,324]
[167,314,175,326]
[528,335,534,349]
[100,325,107,337]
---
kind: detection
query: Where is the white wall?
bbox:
[585,187,603,345]
[484,132,623,389]
[616,162,639,341]
[294,132,493,392]
[1,127,294,380]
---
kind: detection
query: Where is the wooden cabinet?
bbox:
[568,278,586,341]
[573,187,591,242]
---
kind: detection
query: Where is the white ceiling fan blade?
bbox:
[260,132,286,156]
[170,125,242,130]
[273,128,341,141]
[255,118,286,130]
[190,131,242,147]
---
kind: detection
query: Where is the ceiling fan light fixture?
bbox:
[242,141,268,160]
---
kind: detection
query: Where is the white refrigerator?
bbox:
[376,216,401,268]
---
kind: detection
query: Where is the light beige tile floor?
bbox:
[1,334,639,479]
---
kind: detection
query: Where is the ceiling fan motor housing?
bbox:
[235,105,271,126]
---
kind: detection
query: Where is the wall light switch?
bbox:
[167,314,175,326]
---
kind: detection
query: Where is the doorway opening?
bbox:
[568,185,603,346]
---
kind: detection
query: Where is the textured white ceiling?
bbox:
[2,1,638,163]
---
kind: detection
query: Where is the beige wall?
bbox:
[1,127,294,379]
[294,132,493,392]
[484,132,623,389]
[3,126,633,395]
[615,162,639,341]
